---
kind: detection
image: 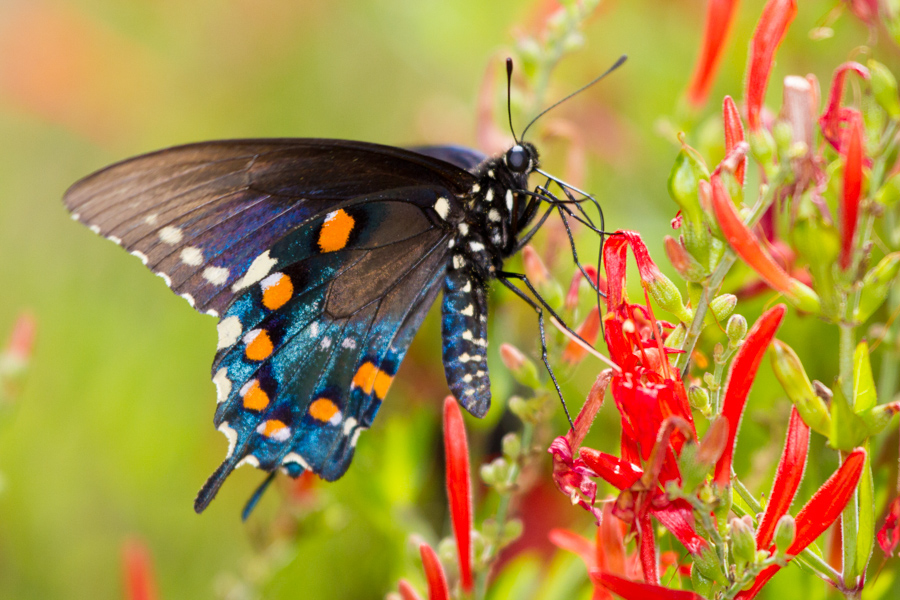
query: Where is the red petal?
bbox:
[877,495,900,556]
[591,571,706,600]
[839,113,864,270]
[652,500,710,556]
[637,512,659,584]
[713,305,787,486]
[745,0,798,131]
[420,543,451,600]
[580,448,644,490]
[722,96,746,185]
[398,579,424,600]
[598,503,628,575]
[686,0,740,107]
[819,62,870,153]
[443,397,473,592]
[710,177,796,294]
[569,370,612,449]
[563,306,602,363]
[122,539,157,600]
[755,406,810,548]
[737,448,866,599]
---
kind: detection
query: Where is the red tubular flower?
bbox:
[819,62,870,154]
[686,0,741,107]
[755,406,810,548]
[442,396,473,592]
[722,95,746,185]
[877,495,900,556]
[839,113,864,270]
[710,176,820,313]
[713,304,787,486]
[737,448,867,599]
[4,311,36,362]
[420,543,451,600]
[745,0,797,131]
[122,539,157,600]
[637,512,659,584]
[398,579,424,600]
[563,307,601,363]
[846,0,880,24]
[580,448,644,491]
[590,571,706,600]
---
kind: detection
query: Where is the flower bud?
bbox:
[749,128,776,167]
[875,172,900,207]
[770,340,832,436]
[646,273,694,323]
[668,146,709,224]
[500,518,524,545]
[664,235,708,282]
[693,542,728,584]
[688,385,710,411]
[731,516,757,567]
[868,59,900,120]
[501,433,521,460]
[500,344,541,389]
[709,293,737,323]
[854,252,900,323]
[773,514,796,556]
[726,314,748,349]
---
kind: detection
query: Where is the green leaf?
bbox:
[853,341,877,412]
[829,383,870,450]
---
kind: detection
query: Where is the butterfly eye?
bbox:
[506,145,529,172]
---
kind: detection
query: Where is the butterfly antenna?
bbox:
[520,55,627,141]
[506,58,519,143]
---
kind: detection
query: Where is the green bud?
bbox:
[437,537,458,566]
[688,385,710,411]
[690,565,714,598]
[667,147,709,224]
[854,252,900,323]
[500,518,524,545]
[792,215,840,317]
[508,396,528,420]
[875,172,900,207]
[677,441,707,494]
[709,294,737,323]
[749,128,776,167]
[869,59,900,120]
[772,120,795,158]
[731,516,757,567]
[693,543,728,584]
[774,515,796,556]
[501,433,521,460]
[859,403,900,435]
[726,314,748,349]
[702,371,717,390]
[647,274,693,323]
[829,382,870,450]
[713,343,725,365]
[500,344,542,389]
[771,340,832,436]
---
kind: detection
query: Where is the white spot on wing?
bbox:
[469,241,485,252]
[213,368,232,404]
[232,250,277,291]
[155,272,172,287]
[350,427,366,447]
[206,309,219,318]
[108,236,122,245]
[256,422,291,442]
[461,280,472,293]
[488,209,501,222]
[434,197,450,220]
[242,329,262,345]
[131,251,149,265]
[458,223,469,235]
[218,421,238,457]
[282,452,311,470]
[341,338,357,349]
[217,316,242,350]
[485,188,494,203]
[144,214,158,226]
[321,337,331,349]
[310,322,319,336]
[158,226,183,245]
[71,213,81,221]
[89,225,101,234]
[342,417,358,435]
[180,293,195,307]
[237,455,260,469]
[260,272,284,290]
[460,304,474,317]
[453,255,465,269]
[203,266,230,286]
[180,246,204,266]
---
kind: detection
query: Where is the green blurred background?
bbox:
[0,0,895,598]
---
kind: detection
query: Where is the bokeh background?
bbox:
[0,0,896,598]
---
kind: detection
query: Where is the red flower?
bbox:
[686,0,741,107]
[591,571,706,600]
[419,543,450,600]
[877,495,900,557]
[745,0,797,131]
[722,95,747,185]
[122,539,157,600]
[443,396,474,592]
[736,448,867,599]
[713,304,787,486]
[839,112,865,270]
[818,62,870,154]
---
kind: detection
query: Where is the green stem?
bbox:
[473,421,535,600]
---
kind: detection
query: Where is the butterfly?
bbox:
[63,57,623,516]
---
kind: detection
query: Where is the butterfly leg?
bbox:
[496,272,574,430]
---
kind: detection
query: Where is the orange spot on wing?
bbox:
[260,419,288,438]
[318,209,355,252]
[352,361,378,394]
[245,330,274,361]
[309,398,340,422]
[241,380,270,411]
[374,370,393,400]
[262,273,293,310]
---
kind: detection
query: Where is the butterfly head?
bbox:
[503,142,539,176]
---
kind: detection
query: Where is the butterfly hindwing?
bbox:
[63,139,476,317]
[195,196,454,510]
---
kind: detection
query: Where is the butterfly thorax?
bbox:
[450,142,540,282]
